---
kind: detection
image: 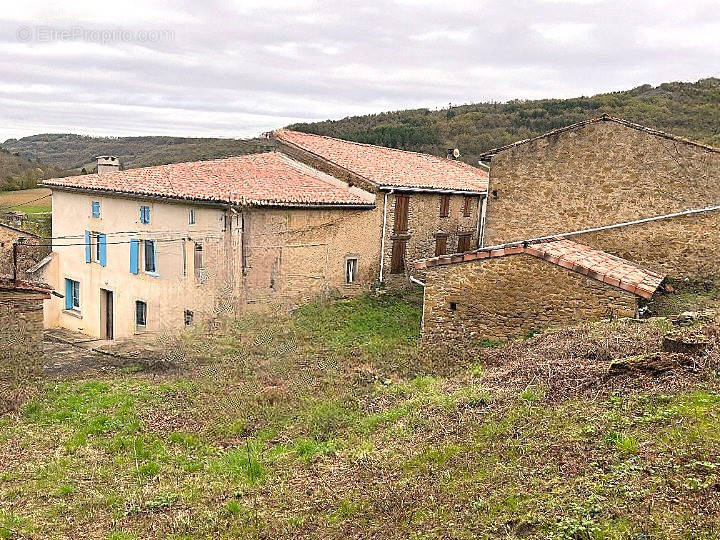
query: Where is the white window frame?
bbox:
[345,256,358,284]
[135,300,148,332]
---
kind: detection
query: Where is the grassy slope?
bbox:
[289,78,720,166]
[1,293,719,539]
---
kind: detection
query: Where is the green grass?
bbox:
[1,293,719,538]
[7,204,50,215]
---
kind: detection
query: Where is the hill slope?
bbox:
[290,78,720,166]
[1,134,276,173]
[0,147,63,191]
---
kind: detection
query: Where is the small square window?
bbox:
[449,302,457,312]
[188,208,196,225]
[135,300,147,331]
[184,310,194,326]
[345,257,358,284]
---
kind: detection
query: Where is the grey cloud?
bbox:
[0,0,718,140]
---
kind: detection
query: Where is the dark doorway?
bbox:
[101,289,114,340]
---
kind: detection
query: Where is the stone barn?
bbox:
[478,115,720,280]
[414,239,668,344]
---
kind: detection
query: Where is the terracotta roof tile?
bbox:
[274,129,488,193]
[413,238,666,299]
[42,152,376,208]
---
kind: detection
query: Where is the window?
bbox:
[135,300,147,331]
[144,240,156,273]
[457,233,472,253]
[188,208,196,225]
[194,242,204,281]
[390,239,406,274]
[462,196,473,217]
[64,278,80,311]
[449,302,457,312]
[345,257,358,284]
[184,310,194,326]
[392,194,410,234]
[434,234,448,256]
[140,205,151,224]
[91,201,100,218]
[439,194,450,217]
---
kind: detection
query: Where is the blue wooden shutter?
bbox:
[84,230,91,263]
[129,238,139,274]
[98,234,107,267]
[91,201,100,218]
[64,279,72,310]
[140,206,150,224]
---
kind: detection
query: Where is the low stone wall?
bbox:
[422,255,637,344]
[0,291,45,384]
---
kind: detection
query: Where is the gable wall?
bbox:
[485,120,720,245]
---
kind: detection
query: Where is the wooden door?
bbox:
[101,289,114,340]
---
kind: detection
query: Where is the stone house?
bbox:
[413,116,720,343]
[478,115,720,279]
[414,239,668,343]
[272,130,488,284]
[40,134,487,340]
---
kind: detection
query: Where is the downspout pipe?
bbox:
[477,195,488,248]
[379,189,394,283]
[409,275,426,332]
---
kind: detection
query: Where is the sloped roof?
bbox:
[414,238,666,299]
[0,276,53,297]
[42,152,376,208]
[478,115,720,159]
[273,129,488,193]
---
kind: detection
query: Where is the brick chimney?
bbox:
[97,156,120,175]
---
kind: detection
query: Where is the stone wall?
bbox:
[573,210,720,280]
[241,205,383,306]
[422,255,637,344]
[0,291,46,383]
[383,191,482,286]
[484,120,720,246]
[0,224,48,279]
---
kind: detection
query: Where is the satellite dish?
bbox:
[452,148,460,158]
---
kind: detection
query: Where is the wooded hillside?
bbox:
[290,78,720,166]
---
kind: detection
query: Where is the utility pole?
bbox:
[12,242,17,284]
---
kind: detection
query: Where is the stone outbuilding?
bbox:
[413,239,669,344]
[0,277,52,366]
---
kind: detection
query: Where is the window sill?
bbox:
[63,309,83,319]
[143,272,160,278]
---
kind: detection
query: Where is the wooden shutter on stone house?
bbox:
[390,239,407,274]
[439,195,450,217]
[393,194,410,234]
[457,233,472,253]
[462,196,472,217]
[434,234,448,256]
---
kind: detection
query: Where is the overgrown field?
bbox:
[1,293,719,539]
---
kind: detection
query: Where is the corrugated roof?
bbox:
[42,152,376,208]
[414,238,666,299]
[274,129,488,193]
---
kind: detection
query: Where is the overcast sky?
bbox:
[1,0,718,141]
